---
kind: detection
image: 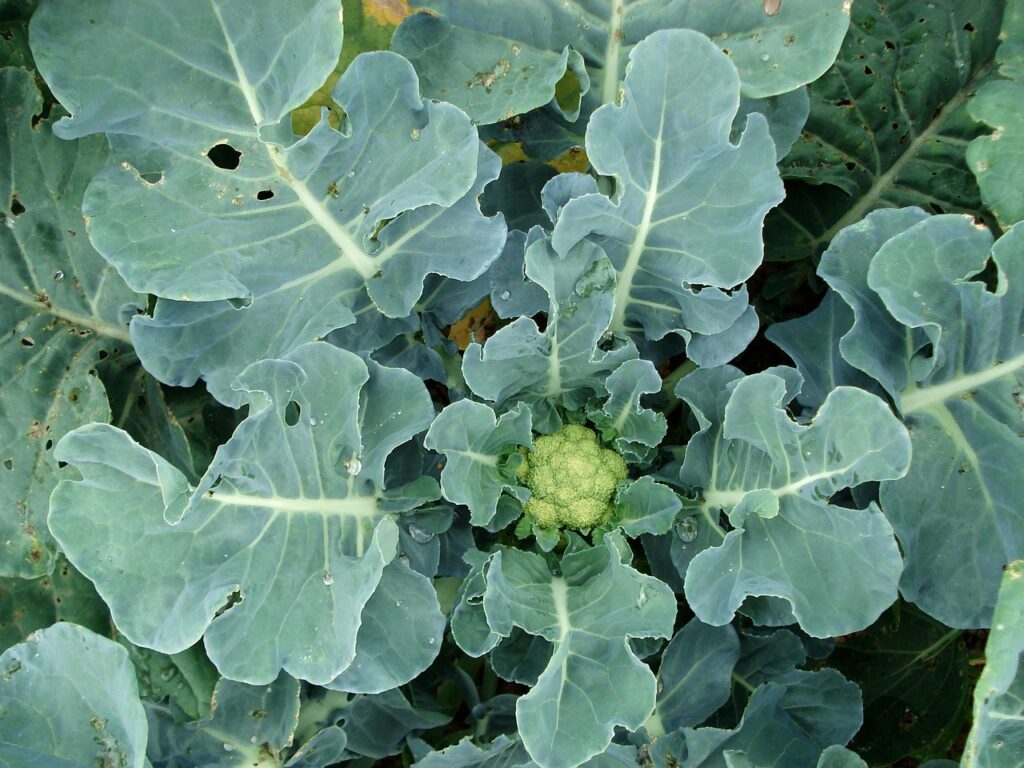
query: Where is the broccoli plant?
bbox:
[1,1,1022,768]
[516,424,628,530]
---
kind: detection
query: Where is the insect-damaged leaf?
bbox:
[30,0,504,406]
[50,342,444,685]
[0,67,143,578]
[0,623,148,768]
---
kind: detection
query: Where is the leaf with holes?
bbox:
[0,623,149,768]
[29,0,504,406]
[676,366,910,638]
[0,67,144,578]
[49,342,445,685]
[771,0,1008,261]
[390,0,850,128]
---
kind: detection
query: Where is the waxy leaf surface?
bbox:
[50,342,443,685]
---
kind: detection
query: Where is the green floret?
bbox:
[517,424,628,530]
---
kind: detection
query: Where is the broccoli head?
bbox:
[517,424,628,529]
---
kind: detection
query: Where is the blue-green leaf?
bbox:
[650,619,740,734]
[612,477,681,538]
[678,367,909,638]
[589,359,666,464]
[30,0,503,406]
[464,237,636,433]
[50,342,442,685]
[551,29,783,354]
[146,673,300,767]
[962,561,1024,767]
[392,14,591,124]
[0,623,148,768]
[0,67,143,577]
[674,670,862,768]
[482,539,675,768]
[425,401,532,526]
[967,3,1024,227]
[823,214,1024,627]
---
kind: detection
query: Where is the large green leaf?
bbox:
[772,0,1007,260]
[677,366,910,638]
[481,538,675,768]
[828,604,970,765]
[820,214,1024,627]
[463,236,636,434]
[0,67,143,577]
[648,619,740,735]
[30,0,503,406]
[0,623,148,768]
[962,560,1024,767]
[667,670,862,768]
[550,29,783,356]
[392,0,850,127]
[50,342,444,685]
[967,1,1024,227]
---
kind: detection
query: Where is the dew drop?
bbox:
[408,523,435,544]
[761,53,771,61]
[322,571,334,586]
[499,289,511,301]
[53,270,65,282]
[395,600,402,607]
[674,517,699,543]
[344,456,362,475]
[224,744,235,752]
[158,667,174,682]
[427,636,436,645]
[410,128,421,141]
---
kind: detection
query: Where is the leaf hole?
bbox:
[97,349,109,360]
[2,459,12,470]
[206,143,241,170]
[10,195,25,216]
[284,400,301,427]
[19,336,33,348]
[256,189,275,201]
[57,460,67,469]
[140,170,164,184]
[45,439,53,450]
[884,40,896,49]
[963,22,975,32]
[863,65,873,75]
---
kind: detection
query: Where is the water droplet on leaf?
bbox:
[408,523,435,544]
[675,517,699,542]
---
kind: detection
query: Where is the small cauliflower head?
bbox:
[517,424,628,529]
